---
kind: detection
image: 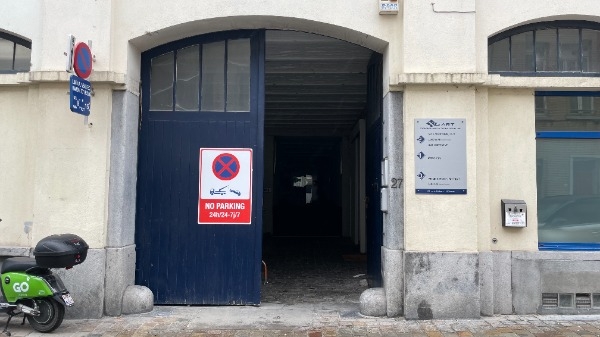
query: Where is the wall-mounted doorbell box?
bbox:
[501,199,527,228]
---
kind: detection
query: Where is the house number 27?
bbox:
[390,178,403,188]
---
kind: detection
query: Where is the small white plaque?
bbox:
[379,1,399,14]
[504,212,527,227]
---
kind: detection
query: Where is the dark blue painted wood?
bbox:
[366,119,383,287]
[365,54,383,287]
[136,30,264,305]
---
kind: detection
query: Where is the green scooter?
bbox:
[0,234,88,335]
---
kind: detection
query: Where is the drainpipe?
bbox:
[359,119,367,254]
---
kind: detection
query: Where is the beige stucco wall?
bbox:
[475,88,491,252]
[0,0,116,249]
[0,87,36,247]
[487,89,538,251]
[0,83,112,249]
[403,85,479,252]
[30,84,112,249]
[403,0,476,73]
[403,86,539,252]
[38,1,112,73]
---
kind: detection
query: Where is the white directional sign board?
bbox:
[198,148,253,224]
[414,119,467,194]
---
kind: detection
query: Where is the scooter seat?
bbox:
[1,257,38,274]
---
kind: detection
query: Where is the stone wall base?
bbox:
[360,250,600,319]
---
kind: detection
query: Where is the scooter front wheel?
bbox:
[25,298,65,333]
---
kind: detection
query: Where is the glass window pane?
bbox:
[535,95,599,131]
[13,44,30,71]
[582,29,600,73]
[488,38,509,71]
[535,29,558,71]
[511,32,534,71]
[0,38,14,70]
[535,96,547,117]
[150,52,174,110]
[201,41,225,112]
[571,96,593,115]
[175,45,199,111]
[227,39,250,112]
[559,29,581,71]
[537,139,600,243]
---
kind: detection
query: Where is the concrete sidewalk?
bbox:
[3,304,600,337]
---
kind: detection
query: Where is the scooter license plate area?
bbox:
[61,293,74,307]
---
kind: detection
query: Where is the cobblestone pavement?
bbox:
[3,305,600,337]
[4,238,600,336]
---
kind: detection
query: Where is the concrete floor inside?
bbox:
[260,237,368,306]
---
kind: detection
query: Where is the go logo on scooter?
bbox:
[11,282,29,293]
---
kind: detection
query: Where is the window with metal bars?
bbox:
[0,31,31,73]
[148,38,251,112]
[488,21,600,76]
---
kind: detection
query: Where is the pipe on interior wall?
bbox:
[354,138,360,246]
[359,119,367,254]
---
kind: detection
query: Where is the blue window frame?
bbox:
[489,21,600,76]
[0,31,31,73]
[536,91,600,251]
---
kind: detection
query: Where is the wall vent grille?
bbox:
[576,293,592,308]
[542,293,558,308]
[543,293,600,309]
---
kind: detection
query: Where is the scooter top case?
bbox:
[33,234,88,268]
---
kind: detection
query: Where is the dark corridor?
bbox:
[273,137,342,237]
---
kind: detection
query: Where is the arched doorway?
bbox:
[135,29,383,305]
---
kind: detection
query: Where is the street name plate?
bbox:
[414,118,467,194]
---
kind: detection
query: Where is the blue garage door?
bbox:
[135,30,264,304]
[366,54,383,287]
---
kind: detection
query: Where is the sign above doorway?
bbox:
[379,0,399,14]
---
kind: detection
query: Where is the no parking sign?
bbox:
[73,42,93,79]
[198,148,253,224]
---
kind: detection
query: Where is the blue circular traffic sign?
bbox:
[73,42,93,79]
[212,153,240,181]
